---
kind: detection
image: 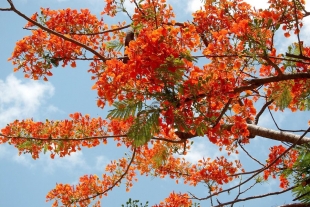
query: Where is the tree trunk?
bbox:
[247,124,310,145]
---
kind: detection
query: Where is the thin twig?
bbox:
[238,142,264,166]
[231,179,242,207]
[0,133,185,144]
[261,56,283,75]
[232,179,258,207]
[292,0,303,56]
[151,0,158,28]
[296,0,309,15]
[199,127,310,201]
[133,0,146,16]
[193,54,310,65]
[212,98,232,127]
[24,24,131,36]
[212,186,295,207]
[268,109,308,133]
[255,99,274,125]
[6,0,106,62]
[0,7,11,11]
[230,168,263,177]
[77,148,136,203]
[286,53,310,61]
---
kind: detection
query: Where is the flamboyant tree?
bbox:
[1,0,310,206]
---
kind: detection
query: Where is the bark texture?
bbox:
[247,124,310,145]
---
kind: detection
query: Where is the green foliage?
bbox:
[299,95,310,111]
[121,198,149,207]
[127,109,160,146]
[190,203,201,207]
[106,40,123,52]
[284,43,303,72]
[152,146,169,168]
[107,100,143,119]
[274,86,292,110]
[283,144,310,203]
[292,185,310,203]
[180,50,198,63]
[42,54,60,67]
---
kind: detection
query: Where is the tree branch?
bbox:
[247,124,310,144]
[77,148,136,203]
[286,53,310,61]
[194,54,310,65]
[212,98,232,127]
[238,142,264,166]
[255,99,274,125]
[199,127,310,201]
[278,203,310,207]
[234,73,310,93]
[261,56,283,75]
[0,133,185,144]
[212,186,295,207]
[7,0,107,62]
[268,108,307,133]
[0,7,11,11]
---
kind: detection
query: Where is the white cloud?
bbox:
[1,145,92,174]
[186,0,203,13]
[123,0,136,16]
[244,0,269,10]
[0,74,56,127]
[185,0,268,13]
[0,145,9,159]
[42,151,90,174]
[180,138,239,164]
[13,153,35,168]
[95,155,109,171]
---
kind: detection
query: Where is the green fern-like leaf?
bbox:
[293,184,310,203]
[152,146,169,168]
[107,100,143,119]
[106,40,123,52]
[275,86,292,110]
[127,110,160,146]
[282,144,310,203]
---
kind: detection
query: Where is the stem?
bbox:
[7,0,107,62]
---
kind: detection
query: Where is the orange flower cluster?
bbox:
[154,192,193,207]
[3,0,310,205]
[0,113,110,159]
[264,145,298,189]
[46,157,137,207]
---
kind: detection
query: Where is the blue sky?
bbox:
[1,0,310,206]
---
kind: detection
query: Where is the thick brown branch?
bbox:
[262,56,283,75]
[234,73,310,93]
[247,124,310,144]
